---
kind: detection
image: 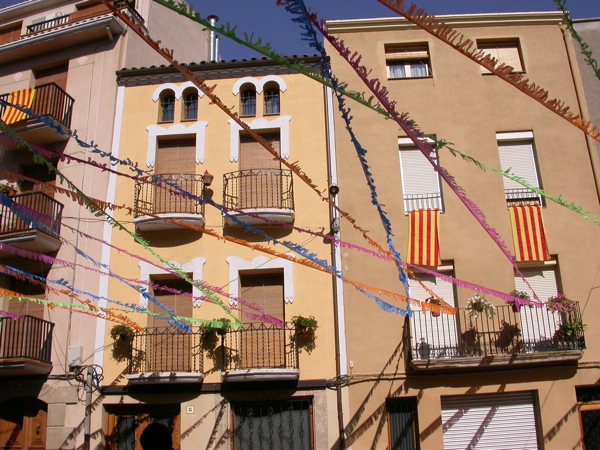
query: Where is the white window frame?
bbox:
[385,43,431,79]
[497,131,542,204]
[398,137,443,213]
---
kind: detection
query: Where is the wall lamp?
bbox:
[203,170,214,187]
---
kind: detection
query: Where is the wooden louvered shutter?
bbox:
[34,64,68,91]
[148,278,193,372]
[0,22,21,45]
[240,272,285,368]
[239,133,281,209]
[154,139,196,214]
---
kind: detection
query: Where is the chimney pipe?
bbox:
[207,15,219,62]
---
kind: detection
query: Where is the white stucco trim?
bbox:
[496,130,534,141]
[151,81,204,101]
[146,122,208,166]
[231,75,287,95]
[226,255,294,305]
[228,116,291,162]
[138,257,206,308]
[94,84,126,370]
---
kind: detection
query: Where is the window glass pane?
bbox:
[241,89,256,116]
[388,399,417,450]
[389,62,406,78]
[410,61,428,77]
[160,95,174,122]
[183,93,197,120]
[233,400,311,450]
[265,88,280,114]
[116,416,134,450]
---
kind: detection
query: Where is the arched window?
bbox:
[158,90,175,123]
[240,86,256,117]
[264,85,280,115]
[182,90,198,121]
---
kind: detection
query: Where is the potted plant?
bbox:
[201,317,231,346]
[0,184,16,197]
[426,297,442,317]
[553,319,586,350]
[465,294,496,319]
[110,324,134,342]
[291,315,318,338]
[546,294,577,314]
[508,289,531,313]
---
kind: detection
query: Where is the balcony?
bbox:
[221,323,299,382]
[133,174,206,231]
[0,315,54,376]
[403,192,443,213]
[126,328,204,384]
[410,303,585,372]
[0,82,74,145]
[0,0,131,65]
[0,192,63,258]
[505,187,543,206]
[223,169,295,226]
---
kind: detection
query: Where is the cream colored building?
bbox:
[326,12,600,449]
[94,57,340,449]
[0,0,208,448]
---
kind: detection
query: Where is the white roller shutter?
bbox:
[410,273,459,359]
[515,266,560,348]
[498,140,539,190]
[399,144,442,211]
[442,392,539,450]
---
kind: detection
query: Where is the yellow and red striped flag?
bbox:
[509,205,549,262]
[408,209,441,266]
[1,87,36,125]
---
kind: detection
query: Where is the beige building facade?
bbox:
[326,12,600,450]
[0,0,208,448]
[94,57,340,449]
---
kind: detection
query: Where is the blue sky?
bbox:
[195,0,600,60]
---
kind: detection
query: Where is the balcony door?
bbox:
[154,138,196,214]
[147,277,193,372]
[33,63,68,122]
[239,271,285,368]
[239,133,281,209]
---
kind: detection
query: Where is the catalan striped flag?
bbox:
[408,208,441,266]
[1,87,36,125]
[509,205,549,262]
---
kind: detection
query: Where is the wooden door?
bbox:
[147,278,193,372]
[154,139,196,214]
[239,272,285,368]
[238,133,281,209]
[0,398,47,450]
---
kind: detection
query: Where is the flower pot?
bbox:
[511,303,521,313]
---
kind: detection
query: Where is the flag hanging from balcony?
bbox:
[509,205,549,262]
[408,209,441,266]
[1,87,36,125]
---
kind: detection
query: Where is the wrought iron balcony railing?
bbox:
[0,315,54,365]
[505,188,543,206]
[221,323,299,372]
[410,303,584,362]
[0,192,64,237]
[403,192,443,213]
[134,174,206,218]
[128,328,204,374]
[24,0,143,35]
[223,169,294,213]
[0,82,74,130]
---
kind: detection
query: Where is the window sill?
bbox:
[387,76,433,81]
[264,112,280,117]
[157,120,174,124]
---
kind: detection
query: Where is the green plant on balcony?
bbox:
[507,289,531,312]
[110,324,134,341]
[291,315,318,337]
[553,319,586,350]
[0,184,16,197]
[201,318,232,347]
[466,294,496,319]
[546,294,577,314]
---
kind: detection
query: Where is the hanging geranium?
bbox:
[466,294,496,319]
[546,294,577,314]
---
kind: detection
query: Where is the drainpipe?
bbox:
[207,15,219,62]
[325,85,350,449]
[560,23,600,201]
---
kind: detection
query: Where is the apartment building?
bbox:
[0,0,208,448]
[326,11,600,449]
[93,56,340,449]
